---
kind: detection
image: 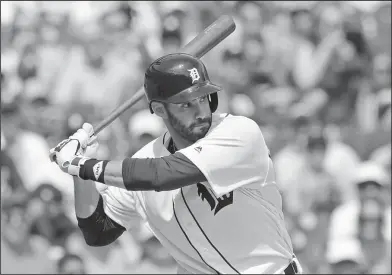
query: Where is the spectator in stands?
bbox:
[290,6,315,43]
[26,96,65,148]
[17,43,38,85]
[1,200,54,274]
[160,10,184,54]
[288,5,316,86]
[292,2,371,125]
[236,1,264,37]
[355,54,391,133]
[243,34,266,75]
[1,95,74,199]
[127,109,165,156]
[291,2,346,92]
[1,130,28,207]
[280,130,341,273]
[51,34,137,116]
[328,162,391,273]
[369,143,391,184]
[372,53,391,92]
[274,115,310,191]
[323,124,361,202]
[28,183,76,248]
[56,253,86,274]
[326,238,367,274]
[1,200,32,255]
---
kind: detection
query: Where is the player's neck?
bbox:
[167,129,193,151]
[171,134,193,150]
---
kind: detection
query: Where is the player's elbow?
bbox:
[85,237,114,247]
[79,227,124,247]
[81,231,105,247]
[77,195,126,247]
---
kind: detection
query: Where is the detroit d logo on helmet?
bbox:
[188,68,200,83]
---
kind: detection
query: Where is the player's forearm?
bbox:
[73,177,101,218]
[78,153,206,191]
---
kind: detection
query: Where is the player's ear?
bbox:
[151,102,168,119]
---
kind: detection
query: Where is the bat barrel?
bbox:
[181,15,236,57]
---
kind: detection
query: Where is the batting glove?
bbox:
[49,123,99,177]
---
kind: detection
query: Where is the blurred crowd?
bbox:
[1,1,391,274]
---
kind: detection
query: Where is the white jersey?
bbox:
[100,113,294,274]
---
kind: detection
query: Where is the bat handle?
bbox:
[91,87,145,137]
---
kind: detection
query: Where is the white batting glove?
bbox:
[49,123,99,177]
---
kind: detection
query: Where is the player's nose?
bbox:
[193,100,210,120]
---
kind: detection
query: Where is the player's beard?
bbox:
[166,110,212,143]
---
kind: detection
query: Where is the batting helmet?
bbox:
[144,53,221,114]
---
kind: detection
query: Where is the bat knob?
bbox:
[49,148,57,163]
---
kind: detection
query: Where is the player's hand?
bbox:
[49,123,98,176]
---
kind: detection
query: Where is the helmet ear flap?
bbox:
[149,102,154,114]
[208,93,218,113]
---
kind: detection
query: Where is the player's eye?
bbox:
[179,102,191,108]
[179,96,207,108]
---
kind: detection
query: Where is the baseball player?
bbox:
[50,54,302,274]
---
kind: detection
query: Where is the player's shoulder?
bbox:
[131,133,170,159]
[210,113,262,138]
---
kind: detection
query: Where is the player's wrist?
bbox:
[79,158,109,183]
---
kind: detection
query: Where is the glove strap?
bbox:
[66,156,90,177]
[79,159,109,183]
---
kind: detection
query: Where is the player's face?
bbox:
[165,95,212,142]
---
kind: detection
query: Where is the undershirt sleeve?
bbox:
[77,195,126,246]
[122,152,207,192]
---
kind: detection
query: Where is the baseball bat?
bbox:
[93,15,236,135]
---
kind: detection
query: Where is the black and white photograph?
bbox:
[1,1,391,274]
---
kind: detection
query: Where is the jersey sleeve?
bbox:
[99,184,144,230]
[178,116,270,197]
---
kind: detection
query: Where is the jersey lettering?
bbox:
[197,183,234,215]
[214,192,233,215]
[197,183,216,211]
